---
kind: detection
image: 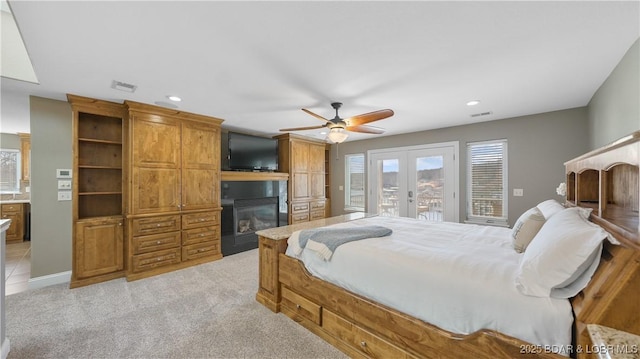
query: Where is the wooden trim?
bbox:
[124,100,224,126]
[221,171,289,182]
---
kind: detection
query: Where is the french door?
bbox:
[367,142,458,222]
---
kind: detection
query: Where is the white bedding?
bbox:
[285,216,573,353]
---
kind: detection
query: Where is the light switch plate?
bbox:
[58,180,72,189]
[513,188,524,197]
[58,191,72,201]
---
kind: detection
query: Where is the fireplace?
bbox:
[234,197,278,236]
[221,180,287,256]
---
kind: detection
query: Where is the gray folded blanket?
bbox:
[289,225,392,261]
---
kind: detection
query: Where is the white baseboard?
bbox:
[1,338,10,359]
[28,271,71,290]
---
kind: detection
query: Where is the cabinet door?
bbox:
[291,140,309,172]
[132,115,180,168]
[75,218,124,278]
[182,169,217,210]
[309,143,325,173]
[181,121,220,210]
[132,167,180,214]
[131,115,181,214]
[182,121,219,170]
[2,212,21,241]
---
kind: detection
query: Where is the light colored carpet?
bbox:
[5,249,347,359]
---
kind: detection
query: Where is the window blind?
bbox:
[466,140,507,225]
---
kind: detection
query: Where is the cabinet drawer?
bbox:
[131,248,181,273]
[310,201,325,210]
[182,211,220,230]
[323,309,414,359]
[1,204,22,213]
[281,286,322,325]
[132,231,181,254]
[131,215,181,236]
[291,202,309,213]
[310,209,325,220]
[290,212,309,223]
[182,240,220,261]
[182,226,219,246]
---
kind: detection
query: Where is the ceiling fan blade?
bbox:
[302,108,332,123]
[346,125,385,134]
[345,109,394,126]
[280,125,326,132]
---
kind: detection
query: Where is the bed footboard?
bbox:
[277,253,563,359]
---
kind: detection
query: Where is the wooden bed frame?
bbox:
[256,132,640,359]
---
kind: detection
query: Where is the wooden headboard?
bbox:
[564,131,640,358]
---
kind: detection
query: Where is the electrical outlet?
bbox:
[58,191,72,201]
[513,188,524,197]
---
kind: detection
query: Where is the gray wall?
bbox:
[330,107,589,226]
[588,38,640,149]
[0,133,20,149]
[30,96,73,277]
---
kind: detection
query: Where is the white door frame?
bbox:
[367,141,459,222]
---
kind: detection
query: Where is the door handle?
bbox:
[408,190,413,198]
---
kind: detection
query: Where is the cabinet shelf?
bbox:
[78,165,122,170]
[79,191,123,196]
[78,137,122,145]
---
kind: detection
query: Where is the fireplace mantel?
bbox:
[221,171,289,182]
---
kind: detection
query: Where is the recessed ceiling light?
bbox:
[167,95,182,102]
[466,100,480,106]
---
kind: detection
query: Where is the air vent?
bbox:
[111,80,137,93]
[470,111,493,118]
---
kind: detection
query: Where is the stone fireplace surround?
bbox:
[221,179,288,256]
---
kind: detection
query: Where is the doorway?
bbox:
[367,142,458,222]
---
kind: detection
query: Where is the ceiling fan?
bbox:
[280,102,394,143]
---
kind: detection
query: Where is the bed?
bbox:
[255,131,640,359]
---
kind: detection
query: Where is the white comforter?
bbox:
[285,216,573,352]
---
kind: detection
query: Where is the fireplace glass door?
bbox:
[233,197,279,236]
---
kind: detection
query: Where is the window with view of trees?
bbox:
[0,149,21,193]
[466,140,508,226]
[345,154,365,210]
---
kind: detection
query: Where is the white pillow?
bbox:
[536,199,565,219]
[511,207,545,253]
[515,207,607,298]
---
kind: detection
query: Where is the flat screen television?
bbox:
[228,132,278,171]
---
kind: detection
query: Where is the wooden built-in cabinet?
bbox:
[274,133,327,224]
[68,95,224,287]
[18,133,30,182]
[125,101,223,281]
[1,203,29,243]
[564,131,640,359]
[69,94,127,288]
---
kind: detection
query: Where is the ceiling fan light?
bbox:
[327,128,349,143]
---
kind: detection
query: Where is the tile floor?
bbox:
[5,241,31,295]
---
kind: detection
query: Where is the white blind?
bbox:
[467,140,507,224]
[345,154,365,210]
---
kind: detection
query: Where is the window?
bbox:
[345,154,365,210]
[466,140,508,226]
[0,149,21,193]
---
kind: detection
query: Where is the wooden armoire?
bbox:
[68,95,224,287]
[274,133,327,224]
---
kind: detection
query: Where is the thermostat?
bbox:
[56,169,72,178]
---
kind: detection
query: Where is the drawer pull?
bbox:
[157,224,161,227]
[360,341,367,347]
[296,304,301,309]
[200,218,205,221]
[200,234,205,237]
[156,241,161,244]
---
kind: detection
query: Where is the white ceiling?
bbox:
[1,1,639,142]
